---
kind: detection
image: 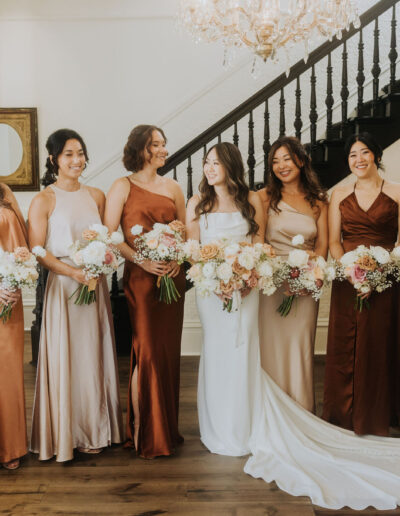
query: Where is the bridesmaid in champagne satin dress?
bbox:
[105,125,186,458]
[257,137,328,412]
[29,130,123,461]
[323,133,400,435]
[0,184,28,470]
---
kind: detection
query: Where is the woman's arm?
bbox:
[249,191,265,244]
[328,188,346,260]
[28,192,88,284]
[3,184,28,239]
[314,201,328,259]
[185,195,200,241]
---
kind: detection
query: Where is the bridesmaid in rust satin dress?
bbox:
[105,125,186,458]
[0,183,28,470]
[323,133,400,436]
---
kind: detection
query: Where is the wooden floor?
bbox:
[1,336,400,516]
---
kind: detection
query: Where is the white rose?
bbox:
[89,223,109,240]
[391,246,400,260]
[370,246,390,265]
[110,232,124,245]
[291,234,305,247]
[224,243,240,258]
[340,250,357,267]
[359,284,371,294]
[196,277,219,296]
[202,262,216,279]
[325,266,336,282]
[216,262,233,283]
[81,241,107,266]
[257,261,273,277]
[182,239,201,261]
[157,243,169,259]
[187,264,202,280]
[32,245,46,258]
[131,224,144,236]
[238,250,255,270]
[287,249,309,268]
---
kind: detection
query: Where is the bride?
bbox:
[186,141,400,510]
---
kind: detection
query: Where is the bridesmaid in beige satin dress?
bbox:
[29,129,123,462]
[258,137,328,412]
[0,184,28,470]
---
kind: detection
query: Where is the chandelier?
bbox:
[179,0,361,66]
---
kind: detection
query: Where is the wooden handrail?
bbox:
[159,0,397,175]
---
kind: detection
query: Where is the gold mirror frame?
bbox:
[0,108,39,191]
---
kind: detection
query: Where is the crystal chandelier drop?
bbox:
[179,0,361,66]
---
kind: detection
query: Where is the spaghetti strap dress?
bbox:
[0,207,28,463]
[120,180,185,458]
[323,182,400,435]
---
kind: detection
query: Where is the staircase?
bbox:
[31,0,400,362]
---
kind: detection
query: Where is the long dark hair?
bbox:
[195,142,259,236]
[266,136,327,213]
[0,183,11,209]
[41,129,89,187]
[344,132,384,170]
[123,125,167,172]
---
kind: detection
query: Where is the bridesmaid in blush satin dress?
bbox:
[323,133,400,435]
[0,184,28,470]
[105,125,186,458]
[257,137,328,412]
[29,130,123,462]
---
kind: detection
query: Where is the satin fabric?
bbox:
[0,207,28,463]
[259,200,318,412]
[323,191,400,435]
[121,180,185,458]
[196,212,262,455]
[30,185,123,461]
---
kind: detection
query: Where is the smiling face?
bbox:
[348,140,378,178]
[203,147,226,187]
[271,145,302,184]
[55,139,86,180]
[144,130,168,169]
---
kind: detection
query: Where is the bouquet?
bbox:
[69,224,123,305]
[275,234,335,316]
[0,246,39,323]
[336,244,392,311]
[185,239,261,312]
[255,243,279,296]
[131,220,186,304]
[390,245,400,282]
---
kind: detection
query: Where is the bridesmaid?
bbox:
[257,136,328,412]
[104,124,186,458]
[0,183,28,469]
[29,129,123,461]
[323,132,400,435]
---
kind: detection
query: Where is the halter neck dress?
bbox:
[30,185,123,461]
[120,180,185,458]
[323,181,400,435]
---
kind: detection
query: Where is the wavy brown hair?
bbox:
[0,183,11,209]
[123,125,166,172]
[266,136,327,213]
[195,142,258,236]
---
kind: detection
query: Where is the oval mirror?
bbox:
[0,123,24,175]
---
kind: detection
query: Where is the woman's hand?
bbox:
[167,261,180,278]
[283,281,309,297]
[138,260,170,277]
[240,286,252,298]
[71,269,90,286]
[357,290,371,300]
[0,289,20,306]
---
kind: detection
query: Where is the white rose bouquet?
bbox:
[131,220,186,304]
[0,246,39,323]
[69,224,123,305]
[185,239,261,312]
[255,243,280,296]
[336,244,392,312]
[275,234,335,317]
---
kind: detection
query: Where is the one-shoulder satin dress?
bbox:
[0,206,28,464]
[121,180,185,458]
[323,185,400,435]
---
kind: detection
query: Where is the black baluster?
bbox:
[294,77,302,140]
[341,40,349,137]
[233,122,239,147]
[389,6,398,93]
[325,53,333,139]
[217,134,222,144]
[203,144,207,158]
[187,156,193,198]
[279,88,286,137]
[173,167,177,181]
[247,111,255,190]
[263,100,271,185]
[372,18,381,115]
[309,65,317,148]
[111,271,119,297]
[356,29,365,116]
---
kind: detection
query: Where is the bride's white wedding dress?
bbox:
[196,211,400,510]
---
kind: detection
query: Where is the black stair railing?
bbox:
[159,0,399,197]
